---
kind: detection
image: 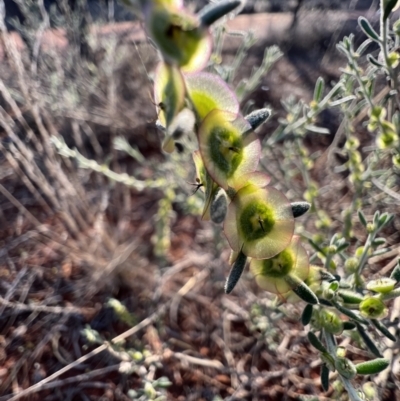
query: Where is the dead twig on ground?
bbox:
[4,303,169,401]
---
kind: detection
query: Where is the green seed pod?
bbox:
[301,304,313,326]
[372,237,386,247]
[335,357,357,379]
[185,72,239,122]
[343,321,357,331]
[355,358,390,375]
[224,250,248,294]
[321,364,330,392]
[198,110,261,190]
[307,332,328,353]
[371,319,396,342]
[356,323,383,357]
[244,108,271,131]
[331,300,369,325]
[210,188,228,224]
[319,309,344,334]
[147,6,212,72]
[227,185,294,260]
[337,289,364,304]
[390,259,400,282]
[359,297,388,320]
[366,278,396,294]
[154,62,186,129]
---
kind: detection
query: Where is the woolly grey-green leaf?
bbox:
[358,17,380,42]
[224,249,247,294]
[358,209,368,227]
[307,332,328,353]
[343,321,357,331]
[313,77,325,103]
[321,364,330,391]
[356,323,383,357]
[245,108,271,131]
[390,259,400,282]
[371,319,396,342]
[383,0,399,21]
[291,202,311,218]
[331,300,369,325]
[301,304,313,326]
[286,275,319,305]
[198,0,242,27]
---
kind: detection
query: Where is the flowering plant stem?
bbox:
[324,331,363,401]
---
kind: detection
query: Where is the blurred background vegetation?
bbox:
[0,1,399,400]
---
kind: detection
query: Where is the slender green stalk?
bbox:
[324,331,364,401]
[355,232,375,287]
[379,0,400,113]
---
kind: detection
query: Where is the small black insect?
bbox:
[188,178,204,195]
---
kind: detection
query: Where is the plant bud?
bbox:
[321,352,336,372]
[335,357,357,379]
[319,309,344,334]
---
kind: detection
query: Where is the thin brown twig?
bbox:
[6,304,168,401]
[0,296,90,316]
[13,364,121,396]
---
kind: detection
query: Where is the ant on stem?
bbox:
[187,178,204,195]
